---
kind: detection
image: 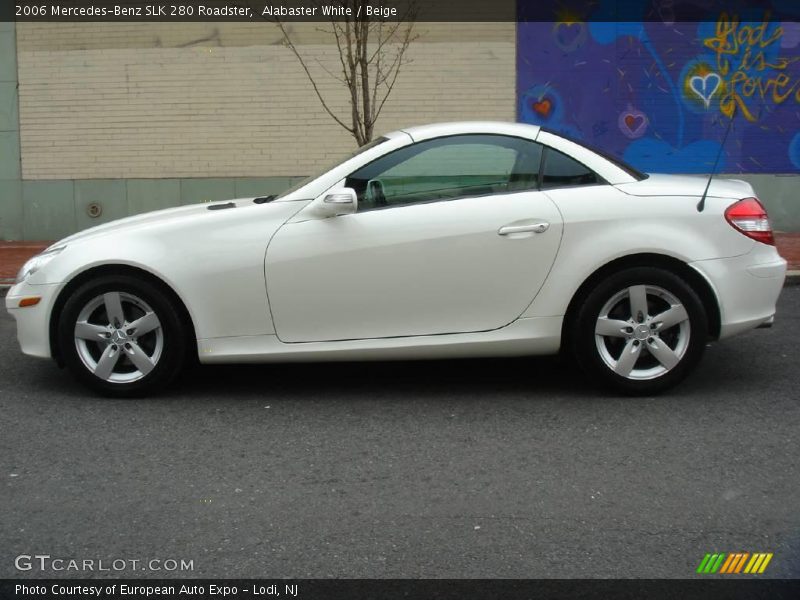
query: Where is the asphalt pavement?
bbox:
[1,286,799,579]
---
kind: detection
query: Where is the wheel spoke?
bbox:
[647,338,680,370]
[615,339,643,376]
[74,321,108,341]
[651,304,689,331]
[94,345,121,380]
[124,342,155,375]
[127,311,160,336]
[103,292,125,327]
[628,285,648,321]
[595,317,630,338]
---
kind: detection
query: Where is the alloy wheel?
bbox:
[594,285,691,381]
[73,291,164,384]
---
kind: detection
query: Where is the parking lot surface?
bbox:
[1,286,799,578]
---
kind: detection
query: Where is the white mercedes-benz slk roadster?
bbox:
[6,122,787,396]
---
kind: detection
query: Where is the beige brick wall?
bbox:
[16,22,516,179]
[16,21,515,49]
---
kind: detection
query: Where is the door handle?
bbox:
[498,221,549,236]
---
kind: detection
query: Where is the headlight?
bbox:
[15,245,66,283]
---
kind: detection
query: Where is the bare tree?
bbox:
[275,1,418,146]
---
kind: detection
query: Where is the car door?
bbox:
[265,134,564,342]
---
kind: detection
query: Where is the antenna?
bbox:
[697,105,737,212]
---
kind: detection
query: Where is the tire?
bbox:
[570,266,708,395]
[57,274,188,397]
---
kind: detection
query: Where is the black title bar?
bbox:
[4,0,800,22]
[4,579,800,600]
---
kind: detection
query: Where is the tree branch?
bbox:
[274,0,418,146]
[275,18,354,134]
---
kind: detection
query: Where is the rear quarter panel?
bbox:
[522,185,754,318]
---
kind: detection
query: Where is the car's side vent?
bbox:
[253,195,277,204]
[207,202,236,211]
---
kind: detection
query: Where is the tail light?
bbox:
[724,198,775,246]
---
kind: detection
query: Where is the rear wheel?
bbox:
[58,275,187,397]
[571,267,708,395]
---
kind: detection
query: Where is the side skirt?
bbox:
[197,316,563,364]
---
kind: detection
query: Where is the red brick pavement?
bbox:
[2,235,799,285]
[1,242,48,284]
[776,232,800,272]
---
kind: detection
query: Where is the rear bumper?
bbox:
[5,281,61,359]
[690,244,787,340]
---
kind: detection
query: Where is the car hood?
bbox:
[615,174,755,199]
[53,197,292,248]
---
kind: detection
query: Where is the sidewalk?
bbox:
[2,234,800,287]
[1,242,48,285]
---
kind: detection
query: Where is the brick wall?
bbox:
[16,22,516,180]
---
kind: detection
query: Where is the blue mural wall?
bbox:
[517,2,800,173]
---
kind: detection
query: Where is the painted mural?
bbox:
[516,2,800,173]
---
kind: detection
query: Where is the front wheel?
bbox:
[57,274,188,397]
[571,267,708,395]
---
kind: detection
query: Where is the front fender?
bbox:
[29,201,307,339]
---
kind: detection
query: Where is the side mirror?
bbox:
[313,187,358,218]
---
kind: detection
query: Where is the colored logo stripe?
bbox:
[719,553,736,573]
[719,553,748,573]
[696,552,773,574]
[696,553,726,573]
[744,553,773,574]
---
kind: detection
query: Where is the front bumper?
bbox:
[690,244,787,340]
[5,281,62,359]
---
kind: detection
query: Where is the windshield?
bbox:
[275,136,391,199]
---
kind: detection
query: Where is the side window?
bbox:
[346,135,544,212]
[541,148,603,189]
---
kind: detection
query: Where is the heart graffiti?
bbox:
[625,115,643,130]
[619,108,648,138]
[532,98,553,118]
[689,72,721,108]
[553,21,586,52]
[520,85,571,132]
